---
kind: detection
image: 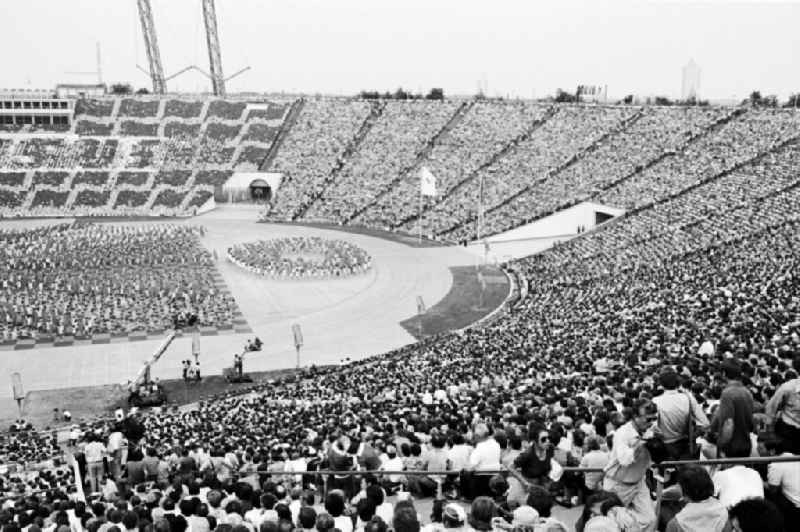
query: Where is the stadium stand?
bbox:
[0,97,294,218]
[349,101,549,228]
[266,98,373,219]
[304,100,464,222]
[163,99,204,119]
[74,119,114,136]
[0,171,25,187]
[72,171,110,187]
[3,97,800,532]
[117,98,160,118]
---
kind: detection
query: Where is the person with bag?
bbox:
[653,369,709,460]
[709,359,755,458]
[602,399,659,532]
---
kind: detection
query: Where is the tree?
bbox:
[135,88,150,95]
[621,94,634,105]
[393,87,411,100]
[654,96,673,106]
[746,91,778,107]
[785,93,800,108]
[425,88,444,100]
[763,95,779,107]
[554,89,577,103]
[110,83,133,95]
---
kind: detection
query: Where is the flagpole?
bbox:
[418,184,423,244]
[477,173,484,242]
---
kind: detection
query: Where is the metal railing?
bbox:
[276,454,800,511]
[58,453,800,513]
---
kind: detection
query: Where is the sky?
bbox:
[0,0,798,101]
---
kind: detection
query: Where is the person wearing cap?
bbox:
[441,503,466,531]
[510,505,539,528]
[652,369,709,461]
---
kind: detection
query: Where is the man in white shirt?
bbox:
[288,487,303,524]
[191,444,213,473]
[766,443,800,528]
[713,464,764,509]
[83,434,107,494]
[379,445,405,491]
[653,369,709,460]
[698,338,715,356]
[106,428,124,481]
[447,434,473,472]
[465,423,501,498]
[285,452,308,486]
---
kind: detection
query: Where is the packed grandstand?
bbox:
[0,95,799,532]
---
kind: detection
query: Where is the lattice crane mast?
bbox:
[136,0,166,94]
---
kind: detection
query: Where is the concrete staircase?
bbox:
[107,188,120,209]
[258,98,305,171]
[346,100,475,224]
[291,100,385,220]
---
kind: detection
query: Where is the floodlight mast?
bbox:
[202,0,226,97]
[136,0,166,94]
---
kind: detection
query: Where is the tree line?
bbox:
[358,88,444,100]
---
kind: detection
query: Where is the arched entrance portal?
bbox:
[249,179,272,202]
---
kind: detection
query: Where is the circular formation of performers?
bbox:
[227,236,372,280]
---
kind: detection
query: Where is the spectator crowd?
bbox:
[0,99,799,532]
[1,203,798,530]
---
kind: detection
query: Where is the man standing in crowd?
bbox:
[603,398,658,532]
[766,440,800,530]
[765,355,800,454]
[709,359,754,457]
[464,423,501,499]
[83,432,107,494]
[653,369,709,460]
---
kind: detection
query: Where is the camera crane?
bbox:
[127,313,198,407]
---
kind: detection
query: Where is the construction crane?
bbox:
[136,0,166,94]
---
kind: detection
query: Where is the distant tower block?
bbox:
[202,0,226,96]
[681,59,701,101]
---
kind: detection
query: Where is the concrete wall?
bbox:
[465,201,625,261]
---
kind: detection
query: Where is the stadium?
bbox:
[1,1,799,532]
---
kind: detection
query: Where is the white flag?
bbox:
[419,166,437,196]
